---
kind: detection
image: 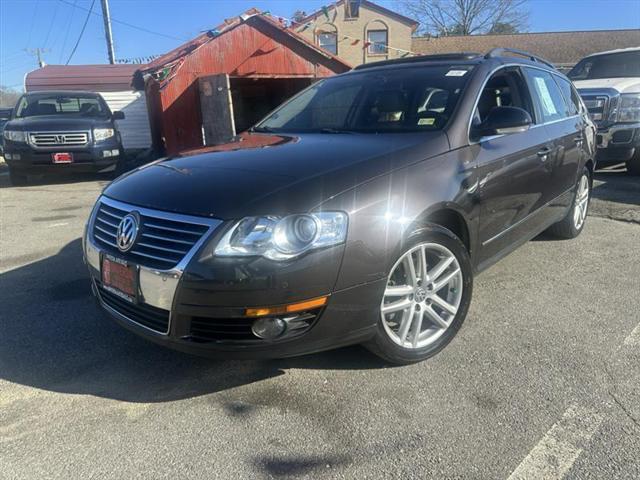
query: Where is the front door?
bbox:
[471,67,554,267]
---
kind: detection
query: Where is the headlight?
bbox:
[617,93,640,123]
[93,128,115,141]
[215,212,348,260]
[3,130,26,142]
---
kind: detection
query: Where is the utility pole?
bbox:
[25,48,49,68]
[100,0,116,64]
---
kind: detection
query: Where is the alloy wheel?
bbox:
[381,243,463,349]
[573,174,589,230]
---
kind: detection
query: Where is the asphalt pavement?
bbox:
[1,165,639,479]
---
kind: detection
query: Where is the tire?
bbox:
[546,166,591,239]
[626,149,640,176]
[365,226,473,365]
[8,168,28,186]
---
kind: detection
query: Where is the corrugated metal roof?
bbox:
[139,8,351,75]
[25,64,145,92]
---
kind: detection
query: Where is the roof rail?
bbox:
[485,48,555,69]
[353,52,481,70]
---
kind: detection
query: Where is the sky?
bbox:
[1,0,639,90]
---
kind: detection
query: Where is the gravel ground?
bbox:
[0,166,639,479]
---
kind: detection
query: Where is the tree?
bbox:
[489,22,520,35]
[399,0,528,36]
[0,86,22,108]
[291,10,308,24]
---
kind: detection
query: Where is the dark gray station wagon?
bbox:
[84,49,596,364]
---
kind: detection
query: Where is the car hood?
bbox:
[103,131,449,219]
[5,115,112,131]
[574,77,640,94]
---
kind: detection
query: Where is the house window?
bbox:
[317,25,338,55]
[345,0,360,18]
[367,30,388,55]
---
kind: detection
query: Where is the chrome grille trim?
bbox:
[89,196,222,271]
[582,95,609,125]
[577,88,619,128]
[29,131,89,147]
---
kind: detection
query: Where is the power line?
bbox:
[57,0,187,41]
[42,1,61,49]
[65,0,96,65]
[25,0,41,49]
[59,0,78,63]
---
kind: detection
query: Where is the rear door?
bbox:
[472,66,554,267]
[523,68,583,215]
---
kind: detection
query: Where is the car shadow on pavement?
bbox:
[592,165,640,207]
[0,171,114,189]
[0,239,387,403]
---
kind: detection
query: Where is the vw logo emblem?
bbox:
[116,213,139,252]
[414,287,427,303]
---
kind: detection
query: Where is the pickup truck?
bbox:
[2,91,125,185]
[568,47,640,175]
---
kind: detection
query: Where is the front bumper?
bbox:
[594,122,640,158]
[4,139,122,173]
[83,197,380,359]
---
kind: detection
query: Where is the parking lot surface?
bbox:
[1,166,639,479]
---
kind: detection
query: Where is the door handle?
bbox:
[537,147,552,161]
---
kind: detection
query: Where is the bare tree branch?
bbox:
[397,0,528,36]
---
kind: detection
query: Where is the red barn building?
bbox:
[135,9,351,155]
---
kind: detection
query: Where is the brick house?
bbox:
[412,29,640,70]
[293,0,418,66]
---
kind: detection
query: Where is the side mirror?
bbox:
[474,106,532,138]
[112,111,125,120]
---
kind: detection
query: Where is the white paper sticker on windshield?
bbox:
[446,70,468,77]
[534,76,558,115]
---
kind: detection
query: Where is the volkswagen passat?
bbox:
[84,49,595,364]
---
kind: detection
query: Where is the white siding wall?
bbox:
[98,91,152,150]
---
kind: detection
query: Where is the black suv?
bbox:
[84,49,595,364]
[3,91,125,185]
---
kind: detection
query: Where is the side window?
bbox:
[552,75,580,116]
[523,68,568,123]
[473,67,535,126]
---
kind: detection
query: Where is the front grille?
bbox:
[29,131,89,147]
[98,281,170,333]
[582,95,608,125]
[92,199,213,270]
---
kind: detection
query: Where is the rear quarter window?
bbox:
[552,75,580,116]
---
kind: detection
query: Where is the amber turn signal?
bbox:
[245,296,328,317]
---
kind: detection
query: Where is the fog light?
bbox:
[103,150,113,158]
[4,153,11,160]
[111,149,119,156]
[251,317,286,339]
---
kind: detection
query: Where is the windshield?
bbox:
[568,51,640,80]
[15,94,109,118]
[255,65,474,133]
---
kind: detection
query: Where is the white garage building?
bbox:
[24,64,152,153]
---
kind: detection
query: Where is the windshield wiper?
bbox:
[318,128,355,134]
[249,126,275,133]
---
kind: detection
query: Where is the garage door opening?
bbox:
[230,77,314,133]
[199,75,317,146]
